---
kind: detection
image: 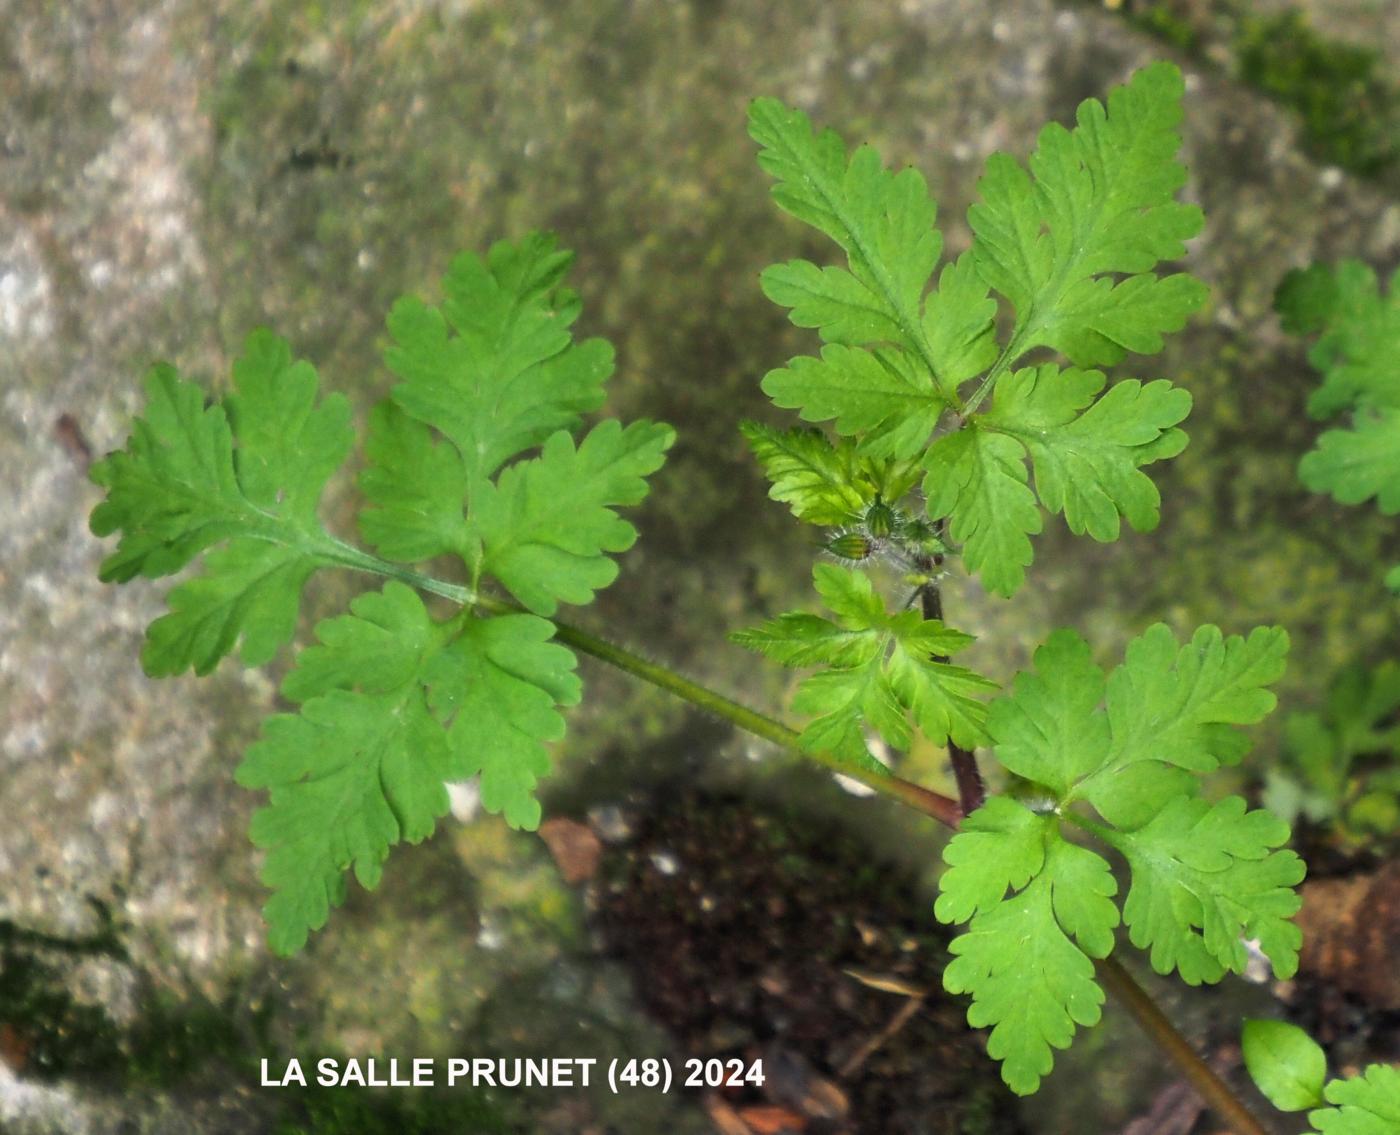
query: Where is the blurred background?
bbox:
[2,0,1398,1131]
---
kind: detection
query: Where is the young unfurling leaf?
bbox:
[740,421,921,526]
[733,564,995,770]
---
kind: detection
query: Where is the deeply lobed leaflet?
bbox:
[737,62,1305,1096]
[91,233,673,953]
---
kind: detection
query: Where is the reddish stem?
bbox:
[916,555,985,816]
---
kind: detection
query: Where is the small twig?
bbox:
[53,413,93,469]
[838,995,924,1079]
[838,968,928,1079]
[0,897,128,961]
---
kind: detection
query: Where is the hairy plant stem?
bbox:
[476,595,966,828]
[914,545,985,815]
[334,551,1271,1134]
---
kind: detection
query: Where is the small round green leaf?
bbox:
[1241,1019,1327,1112]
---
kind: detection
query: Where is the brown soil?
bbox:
[590,792,1024,1135]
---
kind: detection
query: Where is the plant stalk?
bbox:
[915,546,985,814]
[477,595,965,829]
[1093,957,1272,1135]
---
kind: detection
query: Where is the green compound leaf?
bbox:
[237,583,580,954]
[792,662,909,774]
[749,94,994,468]
[1300,409,1400,514]
[731,612,883,670]
[922,427,1040,598]
[1268,661,1400,826]
[760,258,905,347]
[89,330,353,676]
[369,236,672,605]
[922,251,1002,387]
[739,421,920,526]
[940,629,1288,1091]
[923,366,1190,595]
[236,583,452,955]
[884,628,999,755]
[1280,260,1400,583]
[741,421,868,525]
[384,232,613,487]
[990,366,1190,538]
[1323,660,1400,754]
[243,686,450,956]
[1312,1064,1400,1135]
[986,629,1112,798]
[732,564,995,768]
[1278,260,1400,418]
[969,61,1208,368]
[1242,1019,1327,1112]
[94,234,669,956]
[941,831,1118,1095]
[470,420,675,615]
[979,625,1300,988]
[1116,796,1304,985]
[1090,624,1290,827]
[752,68,1203,601]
